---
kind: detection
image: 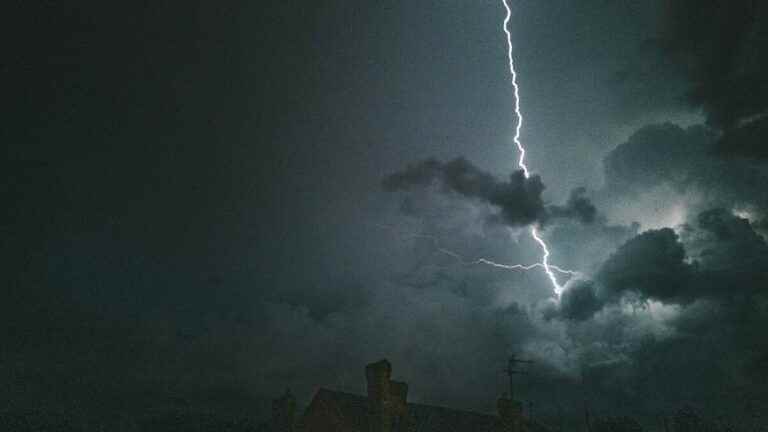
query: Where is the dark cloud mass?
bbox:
[552,207,768,317]
[602,122,768,216]
[548,187,598,224]
[688,208,768,268]
[384,157,596,227]
[603,123,713,195]
[596,228,692,303]
[659,0,768,158]
[539,205,768,425]
[545,279,601,321]
[383,157,546,226]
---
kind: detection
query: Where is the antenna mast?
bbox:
[504,355,533,401]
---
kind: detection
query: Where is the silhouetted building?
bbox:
[266,359,549,432]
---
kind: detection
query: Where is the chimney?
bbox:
[272,389,296,432]
[366,359,392,432]
[388,380,409,418]
[366,359,408,432]
[389,381,408,429]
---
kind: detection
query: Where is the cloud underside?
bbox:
[383,157,596,227]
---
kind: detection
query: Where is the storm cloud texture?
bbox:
[383,157,596,226]
[658,0,768,158]
[4,1,768,430]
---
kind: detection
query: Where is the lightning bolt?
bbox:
[502,0,567,296]
[502,0,529,180]
[379,2,577,296]
[375,224,579,278]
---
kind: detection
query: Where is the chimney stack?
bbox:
[366,359,408,432]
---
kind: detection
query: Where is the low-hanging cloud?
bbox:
[383,157,596,227]
[548,187,597,225]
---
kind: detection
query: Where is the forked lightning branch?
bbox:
[500,0,573,296]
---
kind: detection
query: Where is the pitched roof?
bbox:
[303,389,549,432]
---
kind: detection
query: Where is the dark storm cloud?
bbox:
[681,208,768,297]
[719,116,768,159]
[596,228,693,303]
[573,263,768,424]
[550,206,768,322]
[383,157,546,226]
[603,123,711,194]
[548,109,768,331]
[544,279,601,322]
[540,206,768,423]
[603,122,768,215]
[383,157,596,227]
[546,228,691,321]
[548,187,598,224]
[658,0,768,158]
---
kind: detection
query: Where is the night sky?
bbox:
[4,0,768,429]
